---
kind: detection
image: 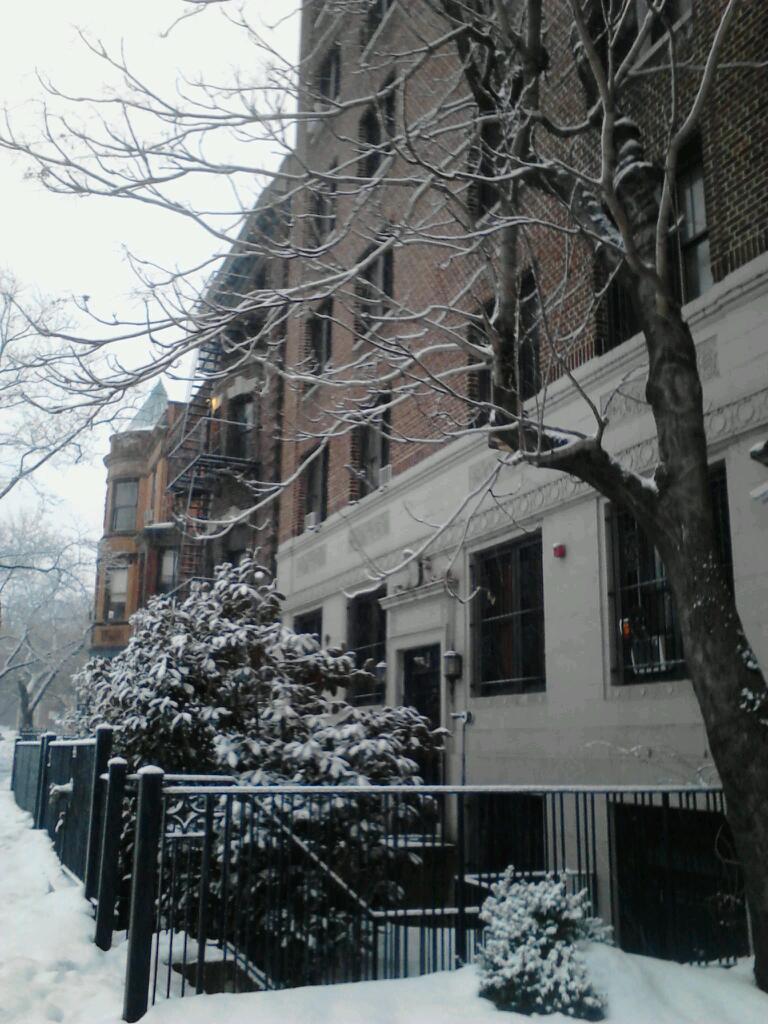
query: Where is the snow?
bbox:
[115,950,768,1024]
[0,733,127,1024]
[1,731,768,1024]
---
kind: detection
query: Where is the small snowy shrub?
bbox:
[476,868,609,1020]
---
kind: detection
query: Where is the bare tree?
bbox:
[1,0,768,983]
[0,511,94,728]
[0,272,128,505]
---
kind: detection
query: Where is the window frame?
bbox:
[608,463,732,685]
[104,564,129,622]
[471,532,546,697]
[226,395,256,460]
[354,247,394,343]
[308,299,333,378]
[671,137,712,304]
[110,478,139,533]
[356,395,391,497]
[347,586,387,705]
[317,43,341,105]
[293,607,323,641]
[360,0,395,55]
[304,445,329,527]
[359,104,382,178]
[156,548,179,595]
[310,165,337,245]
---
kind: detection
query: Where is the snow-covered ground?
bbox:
[1,731,768,1024]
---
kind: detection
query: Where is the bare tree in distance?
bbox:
[0,510,94,728]
[2,0,768,984]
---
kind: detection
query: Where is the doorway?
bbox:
[402,644,442,784]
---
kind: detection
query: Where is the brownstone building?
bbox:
[91,384,184,655]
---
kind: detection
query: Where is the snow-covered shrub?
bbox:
[70,554,441,780]
[70,554,443,979]
[476,868,609,1020]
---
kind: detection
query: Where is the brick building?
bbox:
[91,384,185,655]
[274,0,768,795]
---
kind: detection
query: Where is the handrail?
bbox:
[162,781,723,797]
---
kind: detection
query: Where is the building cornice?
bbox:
[279,382,768,608]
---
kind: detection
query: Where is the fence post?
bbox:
[455,791,467,966]
[84,726,113,901]
[34,732,56,829]
[195,794,215,995]
[95,757,128,952]
[123,767,164,1024]
[10,736,20,794]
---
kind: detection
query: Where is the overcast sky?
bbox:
[0,0,298,539]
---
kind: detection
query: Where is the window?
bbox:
[104,565,129,621]
[347,587,386,704]
[110,479,138,532]
[308,300,333,377]
[356,396,390,496]
[354,248,393,339]
[380,80,397,149]
[671,137,712,303]
[304,446,329,527]
[472,534,545,696]
[598,272,641,354]
[310,167,337,244]
[362,0,394,49]
[473,536,544,696]
[226,396,255,459]
[156,549,178,595]
[359,105,382,178]
[468,357,492,428]
[611,465,731,683]
[317,43,341,104]
[648,0,692,45]
[294,608,323,640]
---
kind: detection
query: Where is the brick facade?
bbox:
[277,1,768,548]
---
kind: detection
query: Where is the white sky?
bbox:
[0,0,298,539]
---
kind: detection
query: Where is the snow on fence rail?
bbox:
[10,739,753,1023]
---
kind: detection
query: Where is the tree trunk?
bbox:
[639,290,768,987]
[662,543,768,987]
[16,680,33,731]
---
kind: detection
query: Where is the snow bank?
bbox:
[0,788,127,1024]
[98,948,768,1024]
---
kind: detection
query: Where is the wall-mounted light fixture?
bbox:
[443,649,463,682]
[375,661,387,685]
[552,543,567,559]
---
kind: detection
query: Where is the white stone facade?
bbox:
[277,250,768,788]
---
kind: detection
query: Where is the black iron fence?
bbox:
[119,777,748,1020]
[10,728,112,896]
[9,739,752,1023]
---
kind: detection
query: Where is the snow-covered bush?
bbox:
[476,868,609,1020]
[69,553,440,782]
[69,554,443,979]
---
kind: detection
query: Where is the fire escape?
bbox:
[165,339,259,594]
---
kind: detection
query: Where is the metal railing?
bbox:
[10,739,752,1023]
[115,777,749,1020]
[10,728,112,898]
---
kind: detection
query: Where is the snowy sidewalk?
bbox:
[0,787,127,1024]
[1,733,768,1024]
